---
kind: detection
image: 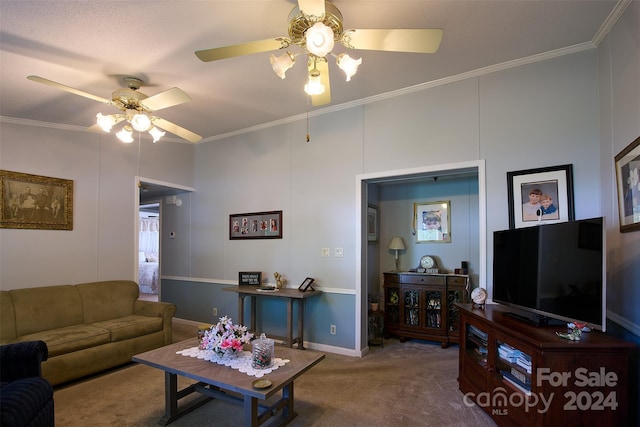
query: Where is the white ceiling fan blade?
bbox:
[153,118,202,143]
[345,29,443,53]
[141,87,191,112]
[195,38,285,62]
[27,75,112,105]
[311,60,331,106]
[298,0,325,17]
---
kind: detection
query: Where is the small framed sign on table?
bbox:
[239,271,262,286]
[298,277,315,292]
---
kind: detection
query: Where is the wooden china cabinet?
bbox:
[383,272,469,348]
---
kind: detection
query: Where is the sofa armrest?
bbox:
[0,341,48,382]
[134,300,176,319]
[134,300,177,345]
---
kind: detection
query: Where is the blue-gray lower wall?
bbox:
[162,278,356,350]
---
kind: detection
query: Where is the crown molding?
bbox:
[592,0,632,46]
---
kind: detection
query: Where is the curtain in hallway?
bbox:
[139,217,159,253]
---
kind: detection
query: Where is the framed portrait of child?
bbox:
[414,200,451,243]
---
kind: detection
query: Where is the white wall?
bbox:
[1,4,638,349]
[597,1,640,332]
[186,50,601,294]
[0,124,195,289]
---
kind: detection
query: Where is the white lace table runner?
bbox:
[176,347,289,378]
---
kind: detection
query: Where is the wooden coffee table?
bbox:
[133,338,325,426]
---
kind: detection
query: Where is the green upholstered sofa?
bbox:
[0,280,176,386]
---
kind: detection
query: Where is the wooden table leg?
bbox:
[282,381,295,420]
[285,298,293,348]
[238,294,245,325]
[243,394,259,427]
[297,300,305,350]
[159,371,179,425]
[250,295,256,332]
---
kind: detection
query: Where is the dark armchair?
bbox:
[0,341,54,427]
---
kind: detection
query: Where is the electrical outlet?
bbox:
[212,307,218,316]
[334,247,344,257]
[321,248,330,257]
[330,324,336,335]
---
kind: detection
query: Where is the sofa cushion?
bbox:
[17,325,110,357]
[9,286,83,336]
[91,315,163,342]
[76,281,138,323]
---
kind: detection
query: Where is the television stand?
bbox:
[502,310,565,327]
[456,303,633,426]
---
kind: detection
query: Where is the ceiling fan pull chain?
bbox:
[137,132,142,185]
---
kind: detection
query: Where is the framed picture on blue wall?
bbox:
[367,205,378,242]
[414,200,451,243]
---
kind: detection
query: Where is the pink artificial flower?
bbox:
[220,339,234,350]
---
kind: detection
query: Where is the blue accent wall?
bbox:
[162,279,355,349]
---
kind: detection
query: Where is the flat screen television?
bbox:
[492,217,606,331]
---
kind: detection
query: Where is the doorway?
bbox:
[138,203,160,300]
[356,160,487,355]
[135,177,195,301]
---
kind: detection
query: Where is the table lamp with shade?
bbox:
[388,237,406,271]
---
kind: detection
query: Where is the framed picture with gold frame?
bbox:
[414,200,451,243]
[0,170,73,230]
[615,136,640,233]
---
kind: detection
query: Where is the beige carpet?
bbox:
[53,321,496,426]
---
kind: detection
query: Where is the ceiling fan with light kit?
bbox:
[26,75,202,143]
[195,0,443,106]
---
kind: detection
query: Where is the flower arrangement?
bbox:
[199,316,253,357]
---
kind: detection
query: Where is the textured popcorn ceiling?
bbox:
[0,0,623,142]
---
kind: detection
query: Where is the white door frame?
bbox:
[134,176,195,297]
[355,160,487,355]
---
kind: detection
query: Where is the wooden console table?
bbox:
[222,287,321,350]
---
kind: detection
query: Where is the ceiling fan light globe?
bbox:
[306,22,334,57]
[96,113,115,132]
[131,113,152,132]
[336,53,362,81]
[149,126,165,143]
[116,126,134,143]
[304,72,325,95]
[270,52,295,79]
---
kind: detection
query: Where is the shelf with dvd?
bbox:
[465,324,488,366]
[496,341,532,395]
[456,303,633,427]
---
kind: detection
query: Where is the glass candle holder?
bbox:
[252,333,274,369]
